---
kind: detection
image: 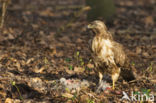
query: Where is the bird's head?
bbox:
[87,20,108,36]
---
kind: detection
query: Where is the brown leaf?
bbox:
[87,63,94,68]
[5,98,13,103]
[142,52,150,58]
[33,66,45,73]
[59,36,71,42]
[62,93,74,98]
[144,16,154,26]
[80,94,89,103]
[135,47,142,54]
[39,8,54,17]
[66,100,73,103]
[65,68,75,75]
[74,67,84,73]
[76,38,83,43]
[126,1,133,6]
[26,58,34,64]
[55,51,64,57]
[15,62,22,72]
[32,24,39,29]
[0,90,6,98]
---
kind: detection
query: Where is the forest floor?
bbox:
[0,0,155,102]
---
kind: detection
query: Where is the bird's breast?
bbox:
[91,37,114,63]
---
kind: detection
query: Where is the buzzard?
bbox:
[87,20,136,90]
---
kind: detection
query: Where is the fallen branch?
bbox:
[0,0,11,28]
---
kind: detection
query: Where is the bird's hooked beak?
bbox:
[85,23,97,36]
[84,23,97,37]
[87,24,95,29]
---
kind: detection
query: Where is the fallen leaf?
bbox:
[144,16,154,26]
[5,98,13,103]
[62,93,73,98]
[26,58,34,64]
[74,67,84,73]
[66,100,73,103]
[32,24,39,29]
[39,8,54,17]
[76,38,83,43]
[66,68,75,75]
[87,63,94,68]
[135,47,142,54]
[33,66,45,73]
[142,52,150,58]
[80,94,89,103]
[0,90,6,98]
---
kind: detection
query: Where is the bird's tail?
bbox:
[120,60,138,81]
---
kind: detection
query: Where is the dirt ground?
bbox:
[0,0,156,102]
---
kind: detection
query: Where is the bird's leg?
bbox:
[111,68,120,90]
[98,72,103,84]
[112,74,118,90]
[112,79,115,90]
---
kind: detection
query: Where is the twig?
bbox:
[82,91,98,100]
[0,1,7,28]
[0,0,10,28]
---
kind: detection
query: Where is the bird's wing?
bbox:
[112,42,126,67]
[112,41,137,81]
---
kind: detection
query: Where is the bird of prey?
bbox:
[87,20,136,90]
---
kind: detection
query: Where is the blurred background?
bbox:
[0,0,155,102]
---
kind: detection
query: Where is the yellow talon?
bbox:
[112,81,115,90]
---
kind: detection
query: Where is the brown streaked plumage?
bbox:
[87,20,136,90]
